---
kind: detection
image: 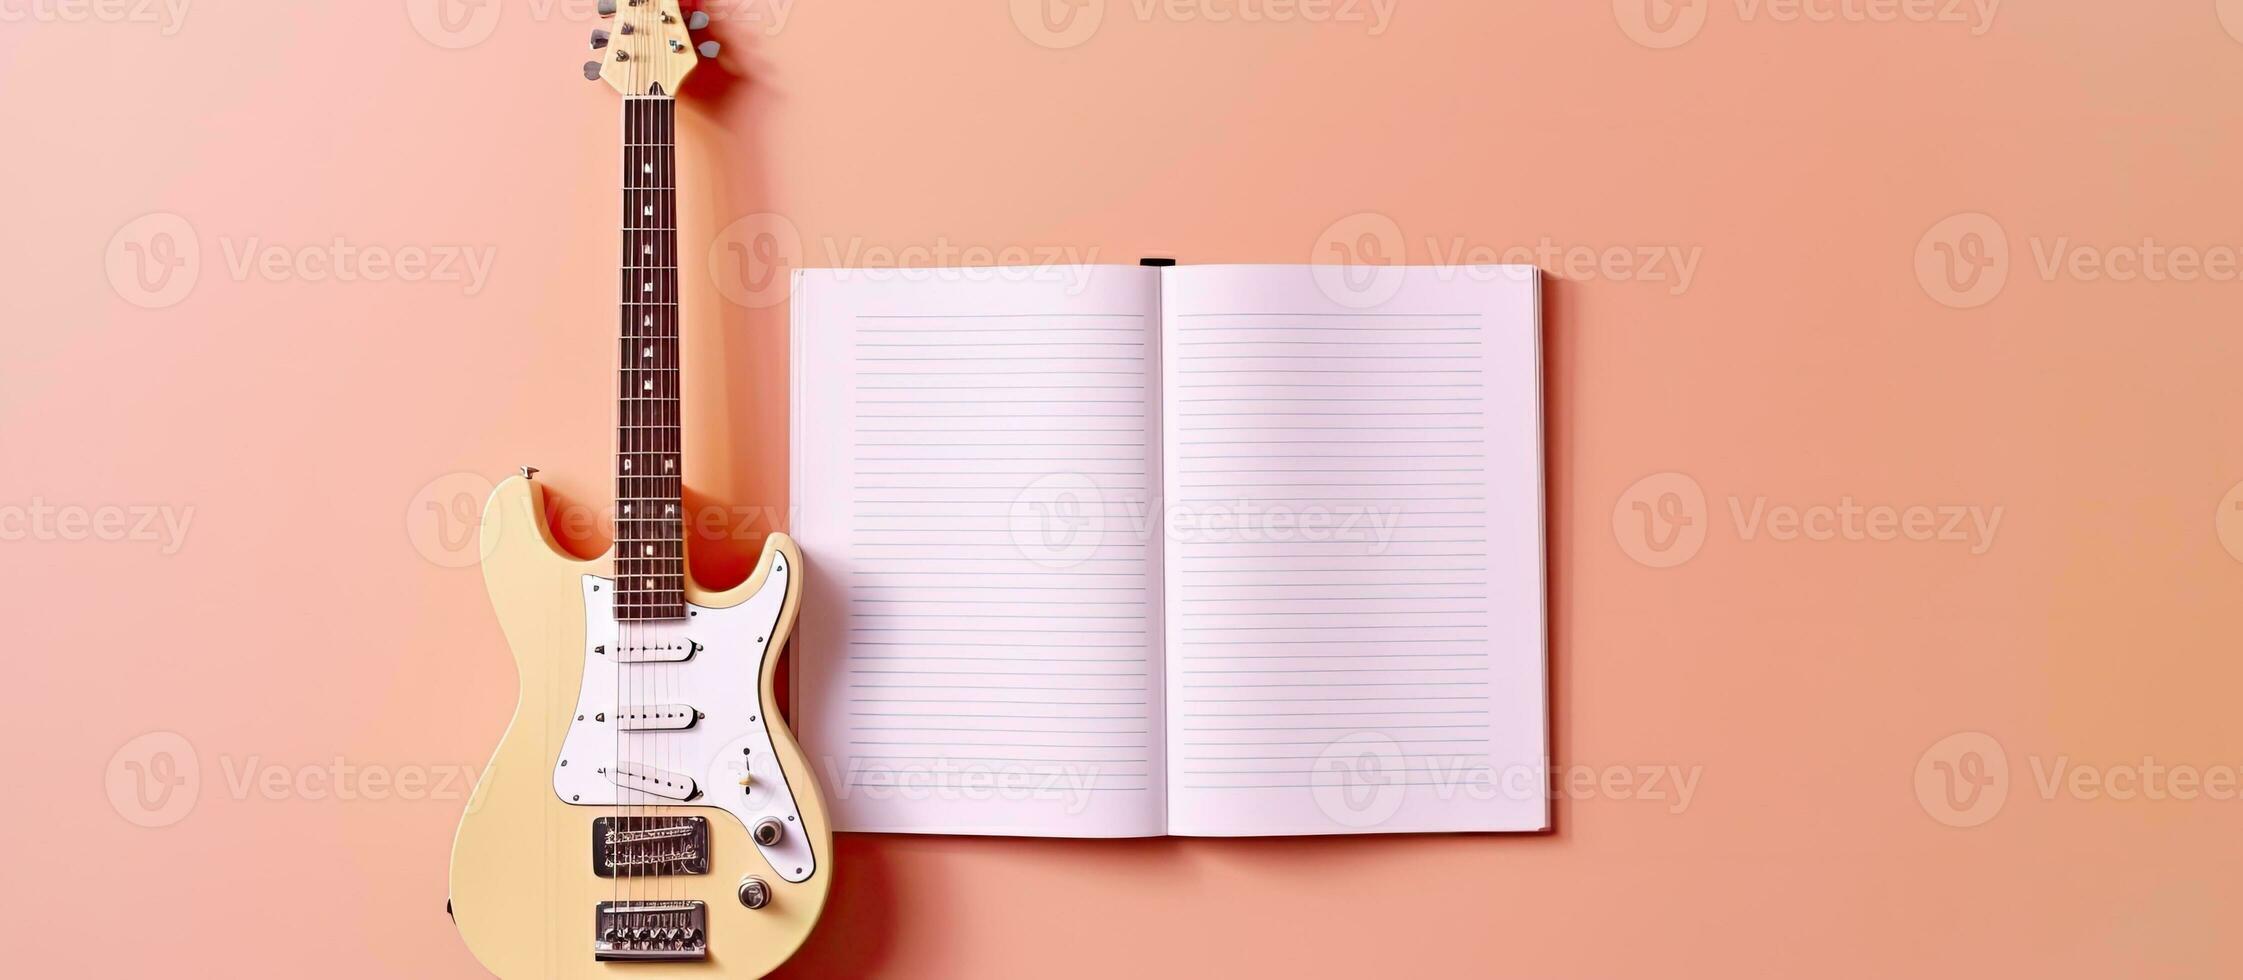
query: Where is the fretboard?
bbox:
[616,95,683,621]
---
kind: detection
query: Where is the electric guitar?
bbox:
[449,3,830,974]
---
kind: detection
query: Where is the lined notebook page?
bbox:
[1159,265,1547,836]
[792,267,1167,837]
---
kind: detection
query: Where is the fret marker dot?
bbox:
[642,245,653,255]
[623,505,633,515]
[643,545,654,556]
[643,379,654,391]
[623,459,633,470]
[645,579,655,589]
[665,459,675,471]
[642,163,653,174]
[642,347,653,358]
[642,205,654,217]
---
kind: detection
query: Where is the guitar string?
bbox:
[654,56,672,926]
[659,91,677,914]
[625,85,645,921]
[657,84,675,919]
[615,87,630,924]
[654,88,672,914]
[630,81,645,918]
[635,83,649,920]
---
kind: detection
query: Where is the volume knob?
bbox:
[737,877,772,910]
[752,817,784,846]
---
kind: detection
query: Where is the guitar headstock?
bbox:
[582,0,718,97]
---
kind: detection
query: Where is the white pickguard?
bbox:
[551,563,816,883]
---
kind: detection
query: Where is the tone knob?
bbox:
[752,817,783,846]
[737,876,772,910]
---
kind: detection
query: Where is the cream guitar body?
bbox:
[450,478,830,978]
[450,5,828,975]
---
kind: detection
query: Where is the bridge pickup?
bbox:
[617,704,698,732]
[594,900,707,962]
[608,762,697,801]
[593,816,709,878]
[610,639,699,663]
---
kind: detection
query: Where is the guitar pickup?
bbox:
[593,816,709,878]
[617,704,698,731]
[608,762,697,801]
[609,639,699,663]
[594,900,707,962]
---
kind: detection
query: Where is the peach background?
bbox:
[6,1,2243,977]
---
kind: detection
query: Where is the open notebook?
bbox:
[790,264,1545,837]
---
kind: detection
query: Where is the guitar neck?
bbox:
[616,94,684,621]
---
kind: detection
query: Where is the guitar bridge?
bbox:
[593,816,710,878]
[595,901,708,962]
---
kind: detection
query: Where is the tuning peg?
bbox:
[590,29,610,49]
[582,60,604,80]
[697,40,720,58]
[688,11,710,30]
[597,0,615,14]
